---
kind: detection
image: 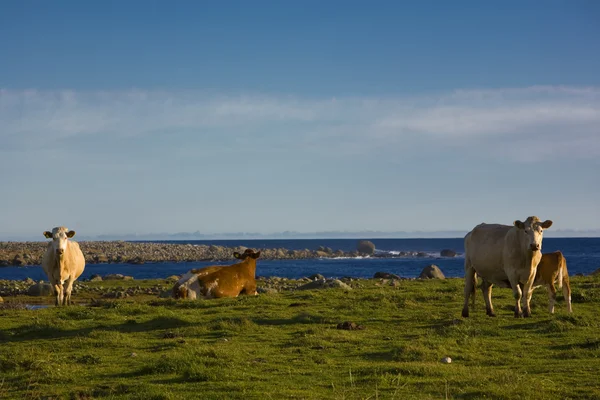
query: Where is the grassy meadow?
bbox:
[1,276,599,400]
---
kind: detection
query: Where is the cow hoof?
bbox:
[486,312,496,317]
[514,312,523,318]
[461,308,469,318]
[523,311,531,318]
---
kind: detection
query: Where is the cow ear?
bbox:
[514,220,525,229]
[67,230,76,238]
[252,251,261,259]
[43,231,52,238]
[541,220,553,229]
[233,252,241,259]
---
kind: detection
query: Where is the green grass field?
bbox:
[1,276,599,399]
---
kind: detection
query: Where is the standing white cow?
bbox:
[42,227,86,306]
[462,216,553,318]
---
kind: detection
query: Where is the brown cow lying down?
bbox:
[172,249,260,299]
[533,251,572,313]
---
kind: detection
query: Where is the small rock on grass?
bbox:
[336,321,365,330]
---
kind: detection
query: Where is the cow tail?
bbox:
[557,256,564,290]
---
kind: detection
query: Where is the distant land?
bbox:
[2,229,599,242]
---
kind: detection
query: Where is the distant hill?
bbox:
[4,229,597,242]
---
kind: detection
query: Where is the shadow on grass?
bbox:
[253,313,333,326]
[502,319,554,332]
[551,339,600,351]
[360,350,396,362]
[1,316,192,343]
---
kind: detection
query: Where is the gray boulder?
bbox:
[298,279,352,291]
[373,271,401,280]
[327,279,353,290]
[23,277,35,285]
[257,287,279,294]
[103,274,134,280]
[440,249,457,257]
[357,240,376,255]
[419,264,445,279]
[28,282,53,296]
[92,253,109,263]
[89,274,103,282]
[317,246,333,254]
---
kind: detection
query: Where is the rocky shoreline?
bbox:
[0,271,438,303]
[0,240,458,267]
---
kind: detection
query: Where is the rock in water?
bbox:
[356,240,376,255]
[440,249,457,257]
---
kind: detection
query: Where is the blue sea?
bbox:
[1,238,599,281]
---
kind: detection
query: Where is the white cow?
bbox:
[462,216,553,318]
[41,227,86,306]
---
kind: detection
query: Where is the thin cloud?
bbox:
[1,86,599,160]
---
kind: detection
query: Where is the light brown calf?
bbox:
[470,250,572,314]
[173,249,260,299]
[533,251,572,313]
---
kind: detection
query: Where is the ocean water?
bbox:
[1,238,599,281]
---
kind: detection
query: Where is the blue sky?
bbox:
[1,0,599,239]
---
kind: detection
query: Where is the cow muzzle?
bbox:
[56,248,65,256]
[530,244,540,252]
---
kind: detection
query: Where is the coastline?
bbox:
[0,240,448,267]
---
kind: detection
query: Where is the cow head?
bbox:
[233,249,261,260]
[43,227,75,257]
[514,217,553,252]
[173,284,188,299]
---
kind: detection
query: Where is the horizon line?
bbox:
[2,228,599,242]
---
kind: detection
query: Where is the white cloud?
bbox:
[1,86,599,161]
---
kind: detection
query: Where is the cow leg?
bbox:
[481,279,496,317]
[563,278,572,313]
[244,281,258,296]
[64,277,74,306]
[561,266,573,313]
[522,274,536,318]
[512,282,523,318]
[547,283,557,314]
[471,273,478,308]
[53,282,64,306]
[462,260,476,317]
